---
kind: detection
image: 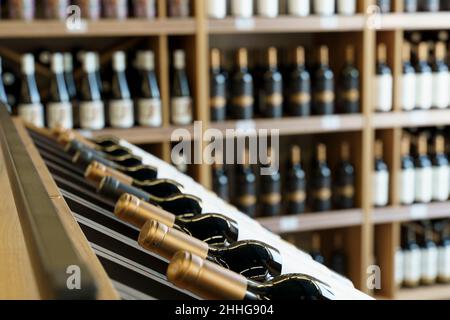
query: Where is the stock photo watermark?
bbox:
[66,265,82,290]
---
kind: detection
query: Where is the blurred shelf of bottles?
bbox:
[209,45,361,123]
[0,47,194,130]
[395,219,450,288]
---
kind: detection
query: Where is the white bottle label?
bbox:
[337,0,356,15]
[403,249,421,285]
[109,99,134,128]
[401,72,416,111]
[257,0,279,18]
[432,71,450,109]
[395,249,404,286]
[432,165,449,202]
[421,247,438,283]
[171,97,193,125]
[47,101,73,129]
[374,74,393,112]
[232,0,254,18]
[314,0,336,16]
[80,100,105,130]
[414,167,432,203]
[373,170,389,207]
[438,245,450,281]
[288,0,310,16]
[400,168,415,205]
[207,0,227,19]
[18,103,44,128]
[138,98,162,127]
[415,72,433,110]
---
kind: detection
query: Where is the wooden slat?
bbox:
[379,12,450,30]
[374,109,450,129]
[395,284,450,300]
[373,202,450,224]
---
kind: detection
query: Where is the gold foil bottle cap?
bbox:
[241,148,251,169]
[435,135,445,154]
[402,42,411,63]
[211,48,221,70]
[138,220,209,260]
[401,135,411,157]
[417,135,428,155]
[377,43,387,64]
[290,145,301,164]
[345,45,355,64]
[435,42,446,61]
[295,46,305,66]
[340,142,350,161]
[58,131,76,147]
[312,233,321,251]
[267,47,278,68]
[114,194,176,228]
[375,140,384,158]
[237,48,248,68]
[418,42,429,62]
[317,144,327,162]
[167,251,247,300]
[85,161,133,185]
[319,46,329,65]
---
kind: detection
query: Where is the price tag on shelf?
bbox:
[410,204,428,220]
[279,216,299,232]
[321,116,341,130]
[320,17,338,29]
[409,111,430,125]
[234,18,255,30]
[235,120,256,132]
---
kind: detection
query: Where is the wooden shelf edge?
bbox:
[0,19,196,38]
[373,110,450,129]
[373,202,450,225]
[208,15,366,34]
[257,209,364,234]
[379,12,450,30]
[395,284,450,300]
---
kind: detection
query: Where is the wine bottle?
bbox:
[63,53,79,127]
[310,233,325,265]
[44,0,69,19]
[437,222,450,283]
[374,43,393,112]
[373,140,389,207]
[136,50,162,127]
[401,42,416,111]
[313,46,334,115]
[115,193,239,245]
[330,233,347,276]
[85,161,182,198]
[171,50,193,125]
[132,0,157,18]
[79,0,101,20]
[402,225,421,287]
[414,135,432,204]
[9,0,35,20]
[234,149,257,218]
[139,220,282,281]
[311,144,332,212]
[285,145,306,215]
[93,53,104,95]
[257,0,279,18]
[337,0,356,15]
[419,0,439,11]
[210,48,227,122]
[231,48,254,120]
[18,54,44,128]
[167,251,333,300]
[207,0,227,19]
[231,0,253,18]
[98,176,202,215]
[334,142,355,210]
[400,135,415,205]
[103,0,128,19]
[109,51,134,128]
[212,155,229,201]
[168,0,190,17]
[47,53,73,130]
[404,0,418,12]
[0,57,9,109]
[431,135,449,202]
[79,52,105,130]
[415,42,433,110]
[376,0,391,13]
[288,46,311,117]
[420,222,438,285]
[339,46,360,114]
[432,42,450,109]
[73,149,158,181]
[259,150,281,217]
[261,47,283,118]
[313,0,335,16]
[288,0,310,16]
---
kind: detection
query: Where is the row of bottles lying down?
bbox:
[30,127,352,300]
[395,219,450,288]
[210,45,360,122]
[212,142,356,218]
[0,0,191,20]
[2,49,193,130]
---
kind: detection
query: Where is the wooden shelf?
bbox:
[257,209,364,234]
[394,284,450,300]
[373,110,450,129]
[373,202,450,225]
[0,19,196,38]
[208,15,366,34]
[78,124,195,144]
[210,114,365,137]
[379,12,450,30]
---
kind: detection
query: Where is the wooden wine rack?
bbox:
[1,0,450,299]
